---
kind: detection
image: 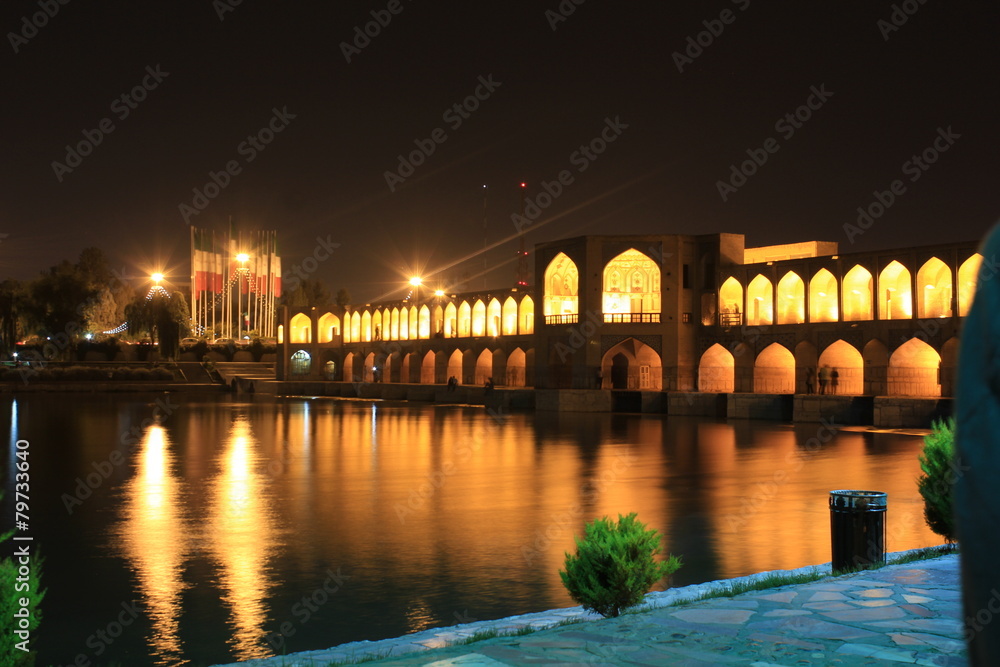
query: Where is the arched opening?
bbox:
[519,295,535,333]
[543,252,579,323]
[754,343,795,393]
[472,300,486,337]
[501,297,518,335]
[277,323,284,344]
[372,310,383,341]
[289,313,312,344]
[940,337,959,396]
[916,257,952,318]
[343,352,355,382]
[600,338,662,389]
[363,352,375,383]
[474,349,492,385]
[361,311,372,342]
[776,272,805,324]
[290,350,311,376]
[444,303,457,337]
[432,305,444,337]
[602,248,661,322]
[390,307,400,341]
[399,307,409,340]
[457,301,471,337]
[718,277,743,326]
[809,268,838,323]
[447,349,463,383]
[958,253,983,317]
[746,274,773,326]
[879,260,912,320]
[418,305,431,339]
[420,351,436,384]
[842,265,874,321]
[507,347,526,387]
[818,340,863,395]
[401,353,413,383]
[317,312,340,343]
[486,299,502,336]
[888,338,941,396]
[350,312,361,341]
[863,339,889,396]
[698,343,734,392]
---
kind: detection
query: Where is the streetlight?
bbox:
[151,272,164,285]
[236,254,250,338]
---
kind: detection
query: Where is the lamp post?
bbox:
[236,254,249,339]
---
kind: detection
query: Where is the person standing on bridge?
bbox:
[818,365,830,394]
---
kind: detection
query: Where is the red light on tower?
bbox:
[520,182,526,188]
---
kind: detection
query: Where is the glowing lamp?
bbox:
[434,289,445,297]
[409,277,422,287]
[236,253,250,263]
[151,272,164,284]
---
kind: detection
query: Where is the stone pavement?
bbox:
[218,550,967,667]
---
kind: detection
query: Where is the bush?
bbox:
[917,417,957,543]
[1,496,45,665]
[560,512,681,618]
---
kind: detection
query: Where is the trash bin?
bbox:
[829,490,886,572]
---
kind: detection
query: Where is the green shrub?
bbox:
[917,417,957,543]
[1,496,45,665]
[559,512,681,618]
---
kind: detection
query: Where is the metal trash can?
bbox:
[829,490,886,572]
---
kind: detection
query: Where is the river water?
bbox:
[1,393,938,666]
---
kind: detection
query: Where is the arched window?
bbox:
[916,257,952,318]
[842,265,873,321]
[746,274,773,326]
[776,272,804,324]
[444,302,457,337]
[519,295,534,334]
[487,298,501,336]
[719,277,743,325]
[457,301,471,337]
[290,350,311,375]
[602,249,661,322]
[958,254,983,317]
[879,261,912,320]
[418,305,431,338]
[290,313,312,344]
[472,300,486,337]
[543,252,579,323]
[317,312,340,343]
[809,268,838,322]
[501,297,518,335]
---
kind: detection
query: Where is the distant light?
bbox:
[925,284,935,289]
[236,253,250,263]
[151,272,164,284]
[12,352,18,359]
[434,289,444,297]
[520,182,526,188]
[85,333,93,340]
[409,276,422,287]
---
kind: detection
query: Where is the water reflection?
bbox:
[117,425,188,666]
[203,413,279,660]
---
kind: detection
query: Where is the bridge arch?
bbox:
[958,253,983,316]
[600,338,661,389]
[916,257,952,318]
[747,274,773,326]
[754,343,794,394]
[888,337,940,396]
[777,271,805,324]
[879,260,912,320]
[818,340,863,395]
[289,312,311,344]
[809,268,838,323]
[842,265,873,321]
[317,312,339,342]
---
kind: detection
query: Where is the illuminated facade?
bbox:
[278,233,982,399]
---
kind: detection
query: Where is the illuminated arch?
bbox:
[361,310,372,342]
[432,305,444,337]
[916,257,952,318]
[776,272,805,324]
[888,338,940,396]
[277,324,284,344]
[698,343,734,392]
[719,277,743,325]
[487,298,502,336]
[754,343,794,393]
[390,307,400,341]
[809,268,838,322]
[958,253,983,316]
[350,311,361,341]
[447,349,463,383]
[317,312,340,343]
[474,349,493,385]
[879,260,912,320]
[399,306,409,340]
[372,310,383,341]
[507,347,526,387]
[941,336,959,396]
[818,340,863,395]
[457,301,471,337]
[418,305,431,338]
[519,295,535,333]
[363,352,375,383]
[746,274,773,326]
[420,350,436,384]
[501,297,518,335]
[289,349,311,375]
[600,338,661,389]
[472,300,486,337]
[543,252,579,322]
[289,313,312,344]
[409,306,418,339]
[842,265,873,321]
[602,249,661,322]
[444,302,457,337]
[343,352,355,381]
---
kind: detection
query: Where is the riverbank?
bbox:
[214,547,964,667]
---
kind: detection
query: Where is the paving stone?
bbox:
[762,609,812,618]
[820,606,906,622]
[836,642,919,662]
[896,632,965,653]
[857,588,894,598]
[852,599,897,607]
[425,654,511,667]
[802,601,855,611]
[807,591,849,602]
[752,591,798,603]
[903,594,934,604]
[669,609,755,625]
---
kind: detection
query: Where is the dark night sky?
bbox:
[3,1,998,302]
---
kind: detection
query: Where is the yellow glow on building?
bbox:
[543,252,579,319]
[601,249,661,318]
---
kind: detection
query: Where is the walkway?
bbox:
[218,551,966,666]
